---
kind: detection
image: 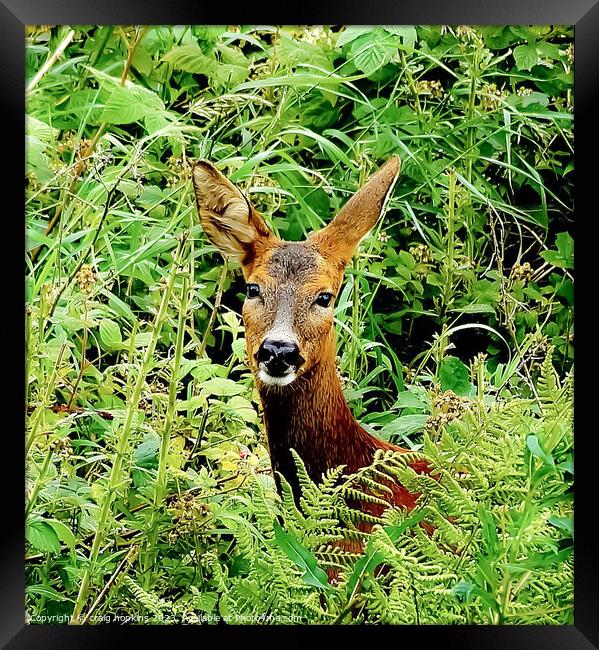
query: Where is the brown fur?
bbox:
[192,157,431,553]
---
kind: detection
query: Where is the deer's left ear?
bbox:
[309,156,401,268]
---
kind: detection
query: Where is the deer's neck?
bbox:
[258,344,384,496]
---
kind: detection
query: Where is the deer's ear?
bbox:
[192,161,275,268]
[309,156,401,268]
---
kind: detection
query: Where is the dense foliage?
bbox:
[25,25,573,625]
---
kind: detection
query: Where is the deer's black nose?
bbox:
[257,339,303,376]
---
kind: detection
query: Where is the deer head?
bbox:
[192,157,401,389]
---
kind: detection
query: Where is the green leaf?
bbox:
[384,510,428,544]
[103,290,136,323]
[556,231,574,268]
[224,395,258,424]
[99,319,123,351]
[164,41,249,85]
[478,505,499,555]
[190,361,227,382]
[380,414,429,439]
[25,135,51,181]
[452,303,496,315]
[454,578,500,614]
[438,356,471,396]
[536,40,562,61]
[393,387,430,412]
[398,250,416,270]
[540,231,574,269]
[176,395,206,411]
[26,518,62,554]
[476,555,498,591]
[64,88,105,125]
[480,26,516,49]
[26,584,69,602]
[526,434,555,469]
[163,42,212,74]
[304,186,330,214]
[452,580,475,603]
[195,591,218,613]
[145,111,174,135]
[383,26,417,49]
[513,44,538,71]
[520,91,550,108]
[212,45,250,84]
[200,377,245,397]
[231,337,247,362]
[277,32,334,72]
[273,520,334,591]
[509,26,538,42]
[45,519,77,552]
[348,29,399,76]
[101,83,165,125]
[558,454,574,475]
[26,115,59,141]
[131,45,154,75]
[548,515,573,539]
[346,548,387,595]
[137,185,166,210]
[133,432,161,469]
[337,26,369,49]
[300,94,340,132]
[123,332,153,349]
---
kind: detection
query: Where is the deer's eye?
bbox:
[315,292,334,308]
[246,283,261,299]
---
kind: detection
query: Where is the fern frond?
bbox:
[122,575,167,621]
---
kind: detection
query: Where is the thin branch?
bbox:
[43,171,125,328]
[80,544,139,625]
[26,29,76,94]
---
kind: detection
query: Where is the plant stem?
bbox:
[43,166,128,329]
[26,29,76,94]
[26,342,67,457]
[197,260,228,359]
[25,447,54,519]
[67,299,89,409]
[81,544,139,624]
[142,275,189,585]
[465,44,480,185]
[70,235,187,624]
[350,270,360,381]
[442,169,457,319]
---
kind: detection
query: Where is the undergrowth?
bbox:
[25,25,573,625]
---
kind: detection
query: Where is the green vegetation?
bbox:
[26,25,573,624]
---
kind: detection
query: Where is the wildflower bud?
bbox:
[510,262,534,283]
[75,264,96,294]
[409,243,433,265]
[564,43,574,64]
[415,80,444,99]
[480,83,508,111]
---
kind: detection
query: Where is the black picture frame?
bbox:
[7,2,597,647]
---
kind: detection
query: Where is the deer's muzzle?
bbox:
[256,339,304,378]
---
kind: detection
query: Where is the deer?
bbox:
[192,156,432,547]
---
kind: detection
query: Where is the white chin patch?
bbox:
[258,368,296,387]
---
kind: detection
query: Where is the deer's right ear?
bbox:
[192,161,274,269]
